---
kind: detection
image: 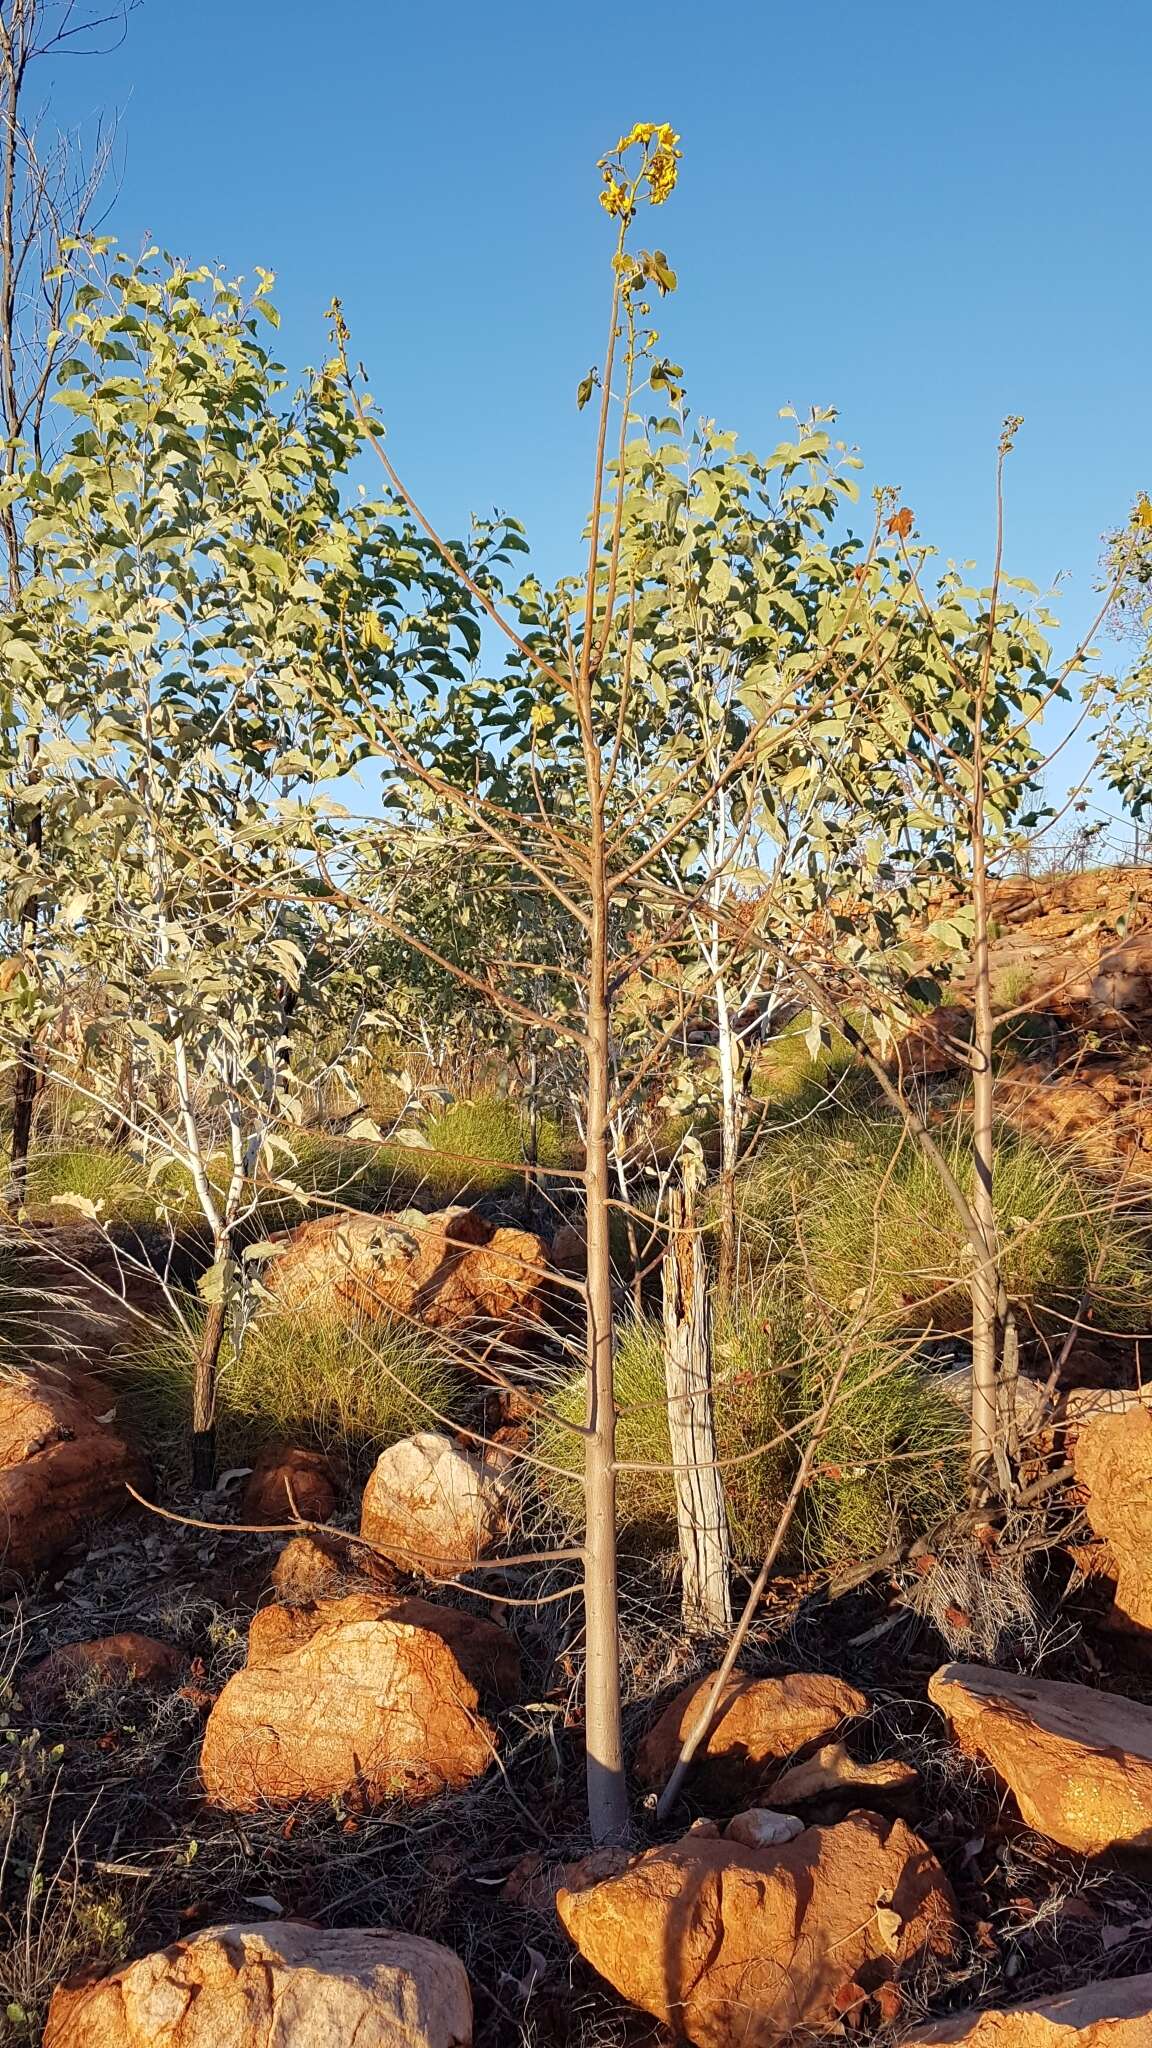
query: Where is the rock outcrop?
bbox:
[929,1662,1152,1854]
[23,1632,184,1704]
[264,1204,548,1337]
[201,1593,498,1810]
[240,1444,340,1525]
[360,1431,506,1577]
[1072,1404,1152,1634]
[44,1920,473,2048]
[557,1810,956,2048]
[906,1972,1152,2046]
[0,1371,145,1585]
[634,1668,868,1804]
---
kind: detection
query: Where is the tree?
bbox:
[0,245,481,1482]
[0,0,135,1209]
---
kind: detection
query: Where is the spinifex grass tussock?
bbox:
[735,1113,1152,1338]
[421,1096,571,1195]
[115,1306,463,1469]
[22,1144,157,1226]
[537,1291,966,1570]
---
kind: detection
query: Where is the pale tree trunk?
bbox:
[662,1181,732,1633]
[191,1285,227,1491]
[714,972,740,1300]
[582,819,628,1843]
[969,783,1000,1482]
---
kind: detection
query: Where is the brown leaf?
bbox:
[873,1982,904,2026]
[886,507,914,539]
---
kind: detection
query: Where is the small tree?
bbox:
[0,246,480,1481]
[0,0,135,1207]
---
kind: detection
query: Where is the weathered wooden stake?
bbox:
[662,1182,732,1633]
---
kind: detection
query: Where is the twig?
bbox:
[123,1483,583,1578]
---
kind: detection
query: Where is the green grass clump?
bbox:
[116,1307,462,1467]
[749,1018,869,1120]
[421,1097,570,1195]
[735,1116,1152,1338]
[536,1297,964,1569]
[23,1144,156,1225]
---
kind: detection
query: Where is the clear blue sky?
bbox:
[51,0,1152,821]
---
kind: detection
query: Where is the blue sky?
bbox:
[49,0,1151,826]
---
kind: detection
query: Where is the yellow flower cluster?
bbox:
[597,122,682,219]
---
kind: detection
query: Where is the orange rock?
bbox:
[929,1662,1152,1854]
[634,1668,868,1803]
[264,1204,548,1337]
[23,1633,184,1704]
[200,1595,497,1810]
[0,1372,146,1585]
[240,1445,340,1525]
[247,1591,520,1704]
[359,1431,506,1577]
[767,1739,921,1811]
[906,1971,1152,2045]
[557,1811,956,2048]
[44,1920,473,2048]
[1072,1406,1152,1634]
[502,1846,633,1916]
[894,1006,973,1078]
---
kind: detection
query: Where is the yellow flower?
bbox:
[599,173,632,219]
[646,148,679,205]
[617,121,656,150]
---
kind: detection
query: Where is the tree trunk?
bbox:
[582,816,629,1846]
[715,982,740,1300]
[662,1182,732,1633]
[6,1039,37,1210]
[969,760,1000,1484]
[191,1290,227,1490]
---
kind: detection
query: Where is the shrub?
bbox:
[115,1307,463,1468]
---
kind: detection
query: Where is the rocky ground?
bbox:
[10,870,1152,2044]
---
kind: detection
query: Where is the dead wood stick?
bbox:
[654,1359,849,1823]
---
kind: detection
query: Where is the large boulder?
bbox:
[246,1591,520,1705]
[360,1431,506,1577]
[0,1371,145,1585]
[929,1662,1152,1854]
[557,1810,957,2048]
[200,1593,498,1810]
[44,1920,472,2048]
[264,1204,549,1337]
[240,1444,340,1525]
[906,1973,1152,2046]
[634,1668,868,1805]
[23,1632,184,1706]
[1072,1404,1152,1633]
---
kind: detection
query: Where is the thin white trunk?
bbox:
[662,1181,732,1633]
